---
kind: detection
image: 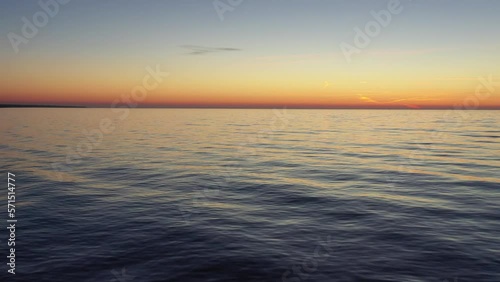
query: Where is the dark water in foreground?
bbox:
[0,109,499,282]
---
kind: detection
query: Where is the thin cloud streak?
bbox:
[181,45,242,55]
[358,95,441,106]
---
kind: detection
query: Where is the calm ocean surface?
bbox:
[0,109,499,282]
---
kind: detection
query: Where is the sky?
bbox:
[1,0,499,108]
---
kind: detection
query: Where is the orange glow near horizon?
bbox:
[2,1,499,109]
[2,51,499,109]
[3,73,499,108]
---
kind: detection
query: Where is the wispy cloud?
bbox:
[181,45,241,55]
[358,95,440,108]
[359,95,378,103]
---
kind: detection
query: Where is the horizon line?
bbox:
[1,104,500,110]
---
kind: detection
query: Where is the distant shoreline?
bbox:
[0,104,87,108]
